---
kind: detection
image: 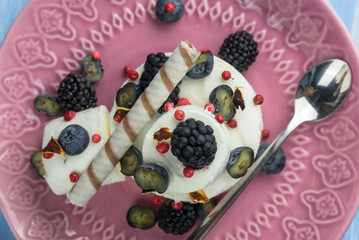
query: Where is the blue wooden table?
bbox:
[0,0,358,239]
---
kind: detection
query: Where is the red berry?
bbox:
[156,142,169,154]
[92,51,101,60]
[92,134,101,143]
[183,167,194,178]
[177,98,191,106]
[172,201,182,210]
[64,111,76,121]
[70,172,80,182]
[164,102,174,112]
[215,114,224,124]
[174,110,185,120]
[114,112,122,123]
[222,71,231,80]
[165,2,175,12]
[43,153,53,159]
[124,65,133,75]
[128,70,139,80]
[152,195,164,205]
[204,103,215,113]
[261,129,270,139]
[253,94,264,105]
[227,119,238,128]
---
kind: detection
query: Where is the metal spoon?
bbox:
[188,59,352,240]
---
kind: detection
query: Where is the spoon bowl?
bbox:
[188,59,352,240]
[294,59,351,122]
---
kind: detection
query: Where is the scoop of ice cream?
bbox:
[142,105,229,194]
[108,54,263,202]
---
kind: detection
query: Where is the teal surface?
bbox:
[0,0,358,239]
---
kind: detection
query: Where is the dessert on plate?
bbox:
[38,40,263,203]
[31,0,287,235]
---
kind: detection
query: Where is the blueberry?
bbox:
[127,205,156,229]
[155,0,184,23]
[82,54,104,82]
[33,93,61,117]
[134,164,170,194]
[226,147,254,178]
[120,146,143,176]
[115,82,141,109]
[255,142,286,175]
[30,151,46,178]
[209,85,237,121]
[186,51,214,79]
[58,124,89,156]
[211,99,221,114]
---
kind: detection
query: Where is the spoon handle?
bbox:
[187,117,302,240]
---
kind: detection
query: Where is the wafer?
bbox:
[67,41,200,206]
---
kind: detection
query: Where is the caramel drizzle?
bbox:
[87,162,102,190]
[123,117,137,142]
[159,65,174,93]
[105,140,120,167]
[141,89,156,118]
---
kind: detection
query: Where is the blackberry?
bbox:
[158,200,197,235]
[218,31,259,72]
[139,52,168,90]
[139,52,180,113]
[57,73,97,112]
[158,86,180,113]
[171,118,217,170]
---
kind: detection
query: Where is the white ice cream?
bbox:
[109,55,263,202]
[42,106,125,195]
[42,54,262,201]
[142,106,230,194]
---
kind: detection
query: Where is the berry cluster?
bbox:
[139,52,168,90]
[158,200,197,235]
[57,73,97,112]
[218,31,259,72]
[171,118,217,170]
[139,52,180,113]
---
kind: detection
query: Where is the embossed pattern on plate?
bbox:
[0,0,358,239]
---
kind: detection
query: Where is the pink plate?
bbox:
[0,0,358,239]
